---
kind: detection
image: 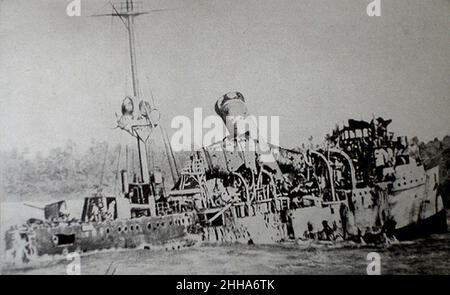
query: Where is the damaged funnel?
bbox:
[215,91,256,138]
[215,92,280,171]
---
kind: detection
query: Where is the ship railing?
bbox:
[322,200,346,206]
[255,186,269,201]
[129,203,152,209]
[181,159,206,174]
[168,188,202,196]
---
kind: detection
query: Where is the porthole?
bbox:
[136,225,140,231]
[147,223,152,230]
[124,226,128,232]
[106,228,110,235]
[118,226,122,232]
[130,225,134,231]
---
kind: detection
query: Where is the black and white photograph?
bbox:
[0,0,449,279]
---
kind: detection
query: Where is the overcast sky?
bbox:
[0,0,449,153]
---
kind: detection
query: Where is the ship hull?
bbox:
[200,202,346,244]
[4,212,197,265]
[388,165,447,239]
[201,212,288,244]
[394,208,448,240]
[288,203,343,240]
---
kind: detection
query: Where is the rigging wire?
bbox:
[125,144,129,173]
[99,143,109,189]
[90,0,113,17]
[164,122,179,176]
[113,133,123,194]
[131,147,135,181]
[134,18,180,183]
[159,124,176,183]
[106,1,180,185]
[146,137,155,172]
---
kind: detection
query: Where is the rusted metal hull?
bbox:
[4,212,198,265]
[200,212,288,244]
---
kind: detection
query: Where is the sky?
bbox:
[0,0,449,154]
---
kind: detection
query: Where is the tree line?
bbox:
[0,139,189,201]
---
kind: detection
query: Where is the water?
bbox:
[1,201,449,275]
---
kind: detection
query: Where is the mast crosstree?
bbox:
[95,0,178,184]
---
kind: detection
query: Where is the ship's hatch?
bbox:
[53,234,75,246]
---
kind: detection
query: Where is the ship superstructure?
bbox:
[173,92,447,245]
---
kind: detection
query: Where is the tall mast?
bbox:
[124,1,148,183]
[126,0,139,97]
[101,1,178,184]
[105,0,143,97]
[108,0,149,182]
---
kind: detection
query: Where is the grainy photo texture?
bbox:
[0,0,449,275]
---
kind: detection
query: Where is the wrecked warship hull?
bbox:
[176,92,447,246]
[200,187,446,245]
[201,212,288,244]
[4,212,198,266]
[349,164,447,241]
[4,0,447,270]
[5,93,449,268]
[394,209,448,240]
[288,204,343,240]
[389,166,447,239]
[200,203,346,244]
[389,166,444,228]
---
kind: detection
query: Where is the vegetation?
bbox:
[0,140,189,201]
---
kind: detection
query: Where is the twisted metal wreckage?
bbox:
[4,91,447,266]
[3,0,447,266]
